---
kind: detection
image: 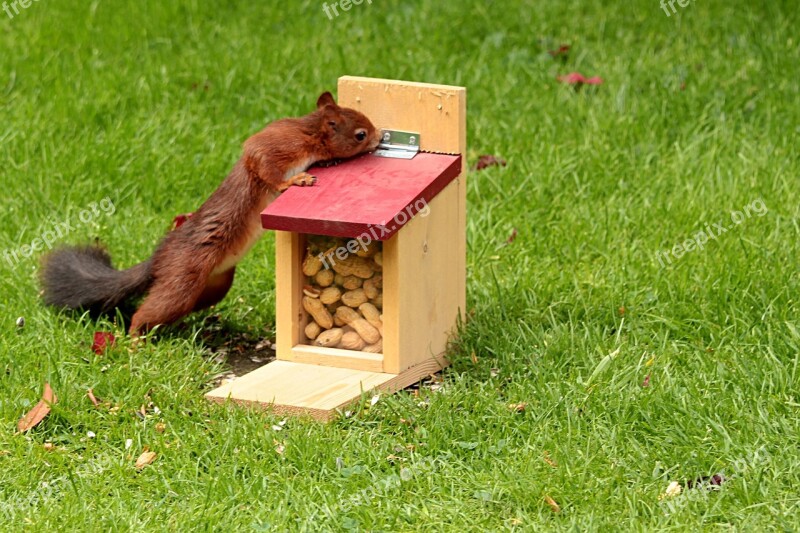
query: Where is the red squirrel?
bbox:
[40,92,380,335]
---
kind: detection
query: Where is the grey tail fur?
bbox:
[39,245,153,313]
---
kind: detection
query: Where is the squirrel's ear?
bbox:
[316,92,337,109]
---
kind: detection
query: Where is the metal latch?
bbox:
[373,129,420,159]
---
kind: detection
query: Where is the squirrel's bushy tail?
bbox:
[40,245,152,313]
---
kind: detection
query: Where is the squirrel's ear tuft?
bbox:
[316,92,337,109]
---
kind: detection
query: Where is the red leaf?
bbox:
[506,228,518,244]
[642,374,651,388]
[17,383,57,433]
[548,44,571,58]
[558,72,586,84]
[172,212,193,229]
[92,332,116,354]
[557,72,604,86]
[473,155,507,171]
[687,473,726,489]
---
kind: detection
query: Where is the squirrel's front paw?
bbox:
[291,172,317,187]
[278,172,317,192]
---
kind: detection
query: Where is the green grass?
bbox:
[1,0,799,530]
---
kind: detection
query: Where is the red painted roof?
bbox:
[261,152,461,240]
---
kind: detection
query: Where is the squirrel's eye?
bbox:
[355,130,367,142]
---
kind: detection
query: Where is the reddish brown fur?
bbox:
[125,92,379,334]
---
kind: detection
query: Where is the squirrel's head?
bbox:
[316,92,380,159]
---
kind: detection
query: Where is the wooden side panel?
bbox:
[338,76,467,373]
[275,231,308,360]
[383,182,459,373]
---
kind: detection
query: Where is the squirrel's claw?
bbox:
[279,172,317,191]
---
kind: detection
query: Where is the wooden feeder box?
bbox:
[206,77,466,420]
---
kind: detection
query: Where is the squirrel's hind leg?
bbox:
[129,268,211,335]
[193,267,236,311]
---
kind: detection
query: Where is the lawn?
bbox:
[1,0,799,530]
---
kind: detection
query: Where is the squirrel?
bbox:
[40,92,380,335]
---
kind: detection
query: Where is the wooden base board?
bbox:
[205,358,445,422]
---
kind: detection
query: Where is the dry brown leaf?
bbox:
[543,451,558,468]
[17,383,57,433]
[43,442,56,452]
[135,450,157,469]
[155,422,166,434]
[544,495,561,513]
[87,388,101,407]
[470,351,478,364]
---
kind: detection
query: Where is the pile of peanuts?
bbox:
[301,235,383,353]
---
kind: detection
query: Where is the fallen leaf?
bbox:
[642,374,651,388]
[544,495,561,512]
[43,442,55,452]
[92,332,116,355]
[0,450,11,456]
[155,422,166,434]
[171,212,193,229]
[87,388,101,407]
[548,44,571,58]
[509,402,527,413]
[473,155,507,171]
[506,228,518,244]
[135,450,157,469]
[557,72,604,87]
[17,383,57,433]
[543,451,558,468]
[618,306,626,316]
[687,473,726,489]
[470,351,478,364]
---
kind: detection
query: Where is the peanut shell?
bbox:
[363,339,383,353]
[304,321,321,341]
[341,288,368,308]
[338,331,366,350]
[315,269,335,287]
[320,286,342,305]
[335,306,360,325]
[315,328,343,347]
[303,296,333,329]
[302,254,323,276]
[350,318,381,344]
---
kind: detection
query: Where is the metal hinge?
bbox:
[373,129,420,159]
